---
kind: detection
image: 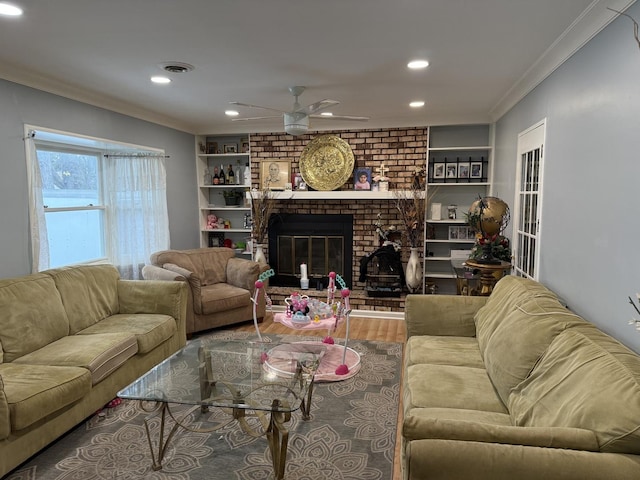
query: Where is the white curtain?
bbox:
[103,154,170,279]
[25,137,50,272]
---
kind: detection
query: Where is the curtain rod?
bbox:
[104,153,170,158]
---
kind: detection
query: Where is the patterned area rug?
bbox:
[6,330,401,480]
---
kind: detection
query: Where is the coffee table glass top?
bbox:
[118,338,326,413]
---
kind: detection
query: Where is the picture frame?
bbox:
[241,140,250,153]
[470,162,483,179]
[223,143,238,154]
[433,163,445,179]
[206,141,218,154]
[354,167,372,190]
[446,164,458,179]
[448,226,460,240]
[458,162,470,179]
[448,226,475,240]
[260,159,291,190]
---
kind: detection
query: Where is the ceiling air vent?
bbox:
[158,62,194,74]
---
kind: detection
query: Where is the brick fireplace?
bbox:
[249,127,428,312]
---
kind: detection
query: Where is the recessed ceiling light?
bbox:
[320,112,333,117]
[410,101,425,108]
[225,110,239,117]
[0,2,23,16]
[407,59,429,70]
[151,76,171,84]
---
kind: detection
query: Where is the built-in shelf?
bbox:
[201,228,251,233]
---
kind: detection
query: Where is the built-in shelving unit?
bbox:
[425,125,492,295]
[195,135,253,255]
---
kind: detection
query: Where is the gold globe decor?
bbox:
[468,196,510,264]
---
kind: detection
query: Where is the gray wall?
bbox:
[494,3,640,352]
[0,79,199,278]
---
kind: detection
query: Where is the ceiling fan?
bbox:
[229,86,369,136]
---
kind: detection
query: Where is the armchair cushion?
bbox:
[226,257,260,291]
[200,284,252,314]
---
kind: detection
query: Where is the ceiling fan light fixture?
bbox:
[284,112,309,136]
[225,110,239,116]
[320,112,333,116]
[410,101,425,108]
[407,59,429,70]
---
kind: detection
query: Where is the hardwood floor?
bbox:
[232,312,406,480]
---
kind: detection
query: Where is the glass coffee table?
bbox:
[118,338,326,479]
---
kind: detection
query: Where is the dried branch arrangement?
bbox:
[250,188,276,244]
[608,7,640,50]
[393,185,427,248]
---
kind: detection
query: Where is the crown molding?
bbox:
[489,0,637,121]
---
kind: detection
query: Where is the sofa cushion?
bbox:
[404,363,507,415]
[474,275,557,359]
[77,313,176,354]
[403,407,598,451]
[13,333,138,385]
[0,363,91,431]
[200,283,251,314]
[509,326,640,454]
[405,336,484,369]
[482,292,586,405]
[0,273,69,362]
[44,264,120,334]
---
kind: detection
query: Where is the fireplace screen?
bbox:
[268,213,353,288]
[277,236,344,278]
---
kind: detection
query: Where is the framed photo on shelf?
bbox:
[241,139,250,153]
[433,163,445,179]
[446,164,458,179]
[354,167,372,190]
[448,226,460,240]
[458,162,470,179]
[223,143,238,153]
[470,162,483,179]
[260,159,291,190]
[206,141,218,154]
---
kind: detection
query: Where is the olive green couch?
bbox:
[0,264,188,477]
[403,275,640,480]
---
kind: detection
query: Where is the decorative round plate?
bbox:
[299,135,355,191]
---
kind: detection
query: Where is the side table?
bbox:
[464,259,511,296]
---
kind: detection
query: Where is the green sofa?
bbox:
[402,275,640,480]
[0,264,188,477]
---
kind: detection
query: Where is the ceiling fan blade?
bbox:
[298,99,340,115]
[229,101,286,114]
[231,115,282,122]
[311,114,369,121]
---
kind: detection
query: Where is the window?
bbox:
[37,147,106,267]
[25,126,169,278]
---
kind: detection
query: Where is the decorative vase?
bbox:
[254,243,267,265]
[405,247,423,293]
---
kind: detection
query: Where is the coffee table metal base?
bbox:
[140,397,300,479]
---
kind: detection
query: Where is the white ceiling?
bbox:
[0,0,635,135]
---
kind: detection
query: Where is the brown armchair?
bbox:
[142,247,266,336]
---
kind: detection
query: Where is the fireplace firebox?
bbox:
[268,214,353,288]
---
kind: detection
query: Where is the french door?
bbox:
[513,120,545,279]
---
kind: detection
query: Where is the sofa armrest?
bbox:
[226,257,261,292]
[141,264,186,282]
[405,294,488,338]
[117,279,188,341]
